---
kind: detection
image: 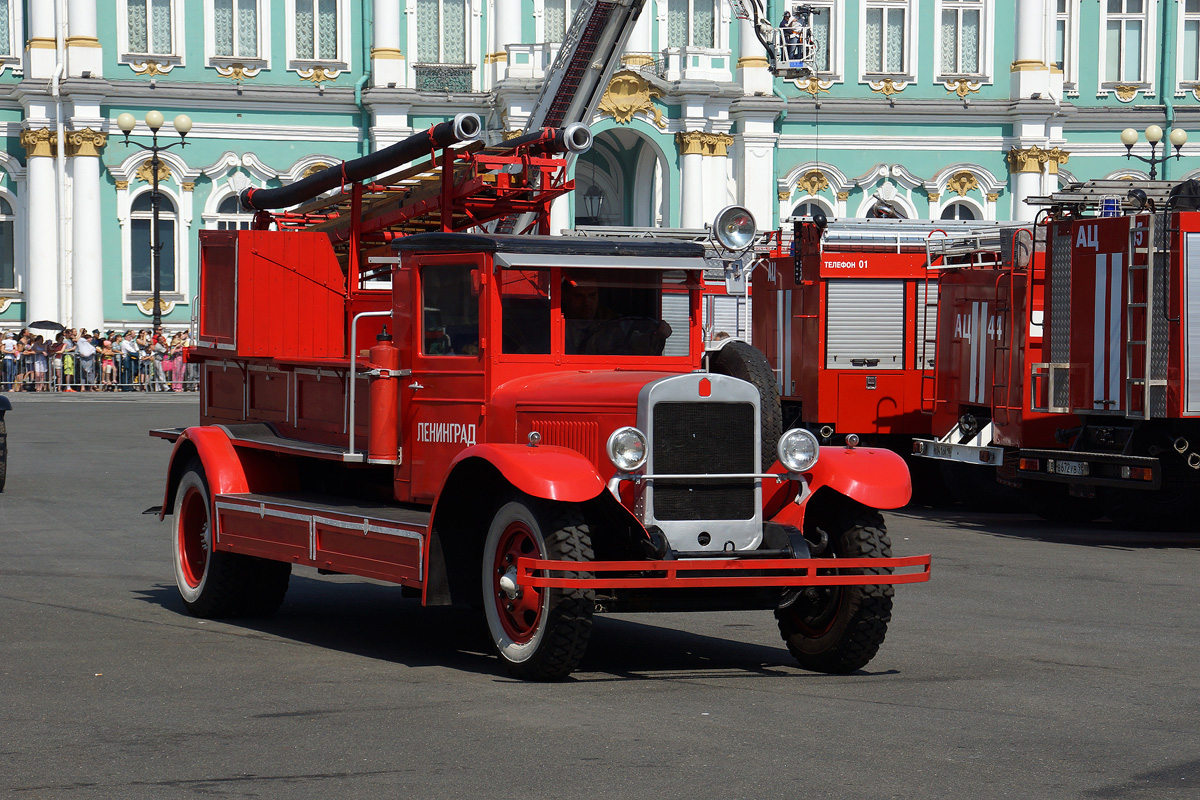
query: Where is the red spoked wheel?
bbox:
[171,458,290,618]
[491,518,546,643]
[482,497,594,681]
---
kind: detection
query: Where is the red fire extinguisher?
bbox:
[368,325,400,464]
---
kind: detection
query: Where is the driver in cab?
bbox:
[562,276,671,356]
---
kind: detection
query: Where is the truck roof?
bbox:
[391,232,706,260]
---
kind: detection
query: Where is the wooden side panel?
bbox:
[315,521,422,584]
[204,362,245,422]
[235,231,347,360]
[198,231,238,348]
[215,505,310,562]
[247,368,289,424]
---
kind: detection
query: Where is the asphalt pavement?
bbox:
[1,393,1197,799]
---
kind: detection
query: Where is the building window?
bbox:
[0,197,13,290]
[417,0,468,62]
[214,196,254,230]
[1183,0,1200,83]
[667,0,715,48]
[864,0,911,75]
[296,0,337,59]
[544,0,573,43]
[214,0,258,58]
[127,0,175,55]
[939,0,982,75]
[940,202,977,220]
[0,0,24,72]
[1104,0,1147,84]
[791,199,832,218]
[130,193,177,294]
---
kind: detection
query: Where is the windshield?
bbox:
[499,267,692,357]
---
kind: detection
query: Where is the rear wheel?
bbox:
[172,459,290,618]
[482,497,594,680]
[776,496,893,673]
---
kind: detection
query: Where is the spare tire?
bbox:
[709,340,783,471]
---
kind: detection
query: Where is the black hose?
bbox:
[241,113,482,211]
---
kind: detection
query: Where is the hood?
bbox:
[491,370,679,417]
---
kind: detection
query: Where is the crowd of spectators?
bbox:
[1,326,196,393]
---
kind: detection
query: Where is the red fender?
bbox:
[806,446,911,509]
[443,443,607,503]
[159,427,250,519]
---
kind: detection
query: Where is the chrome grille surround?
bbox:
[638,373,763,552]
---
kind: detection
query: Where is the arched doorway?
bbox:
[574,127,669,228]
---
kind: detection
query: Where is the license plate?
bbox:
[1053,459,1088,476]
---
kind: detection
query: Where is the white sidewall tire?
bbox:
[482,501,550,666]
[172,468,211,606]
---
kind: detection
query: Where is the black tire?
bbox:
[709,340,783,471]
[776,496,893,673]
[172,459,290,618]
[482,497,594,680]
[0,417,7,493]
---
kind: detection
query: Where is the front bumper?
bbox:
[517,553,931,590]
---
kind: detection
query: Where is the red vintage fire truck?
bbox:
[151,0,928,680]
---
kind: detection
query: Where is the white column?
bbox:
[67,0,103,77]
[678,132,705,228]
[21,130,60,324]
[25,0,57,78]
[490,0,523,85]
[731,102,780,230]
[1011,0,1050,99]
[373,0,406,87]
[625,5,653,62]
[68,129,106,330]
[736,19,773,95]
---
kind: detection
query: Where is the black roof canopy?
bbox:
[391,232,706,260]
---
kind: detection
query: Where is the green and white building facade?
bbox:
[1,0,1198,329]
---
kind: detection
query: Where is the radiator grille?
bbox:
[651,402,755,521]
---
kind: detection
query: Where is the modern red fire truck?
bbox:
[907,180,1200,526]
[151,0,928,680]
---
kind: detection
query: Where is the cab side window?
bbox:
[420,263,480,357]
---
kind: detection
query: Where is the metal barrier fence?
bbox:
[2,351,199,393]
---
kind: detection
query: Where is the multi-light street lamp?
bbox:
[1120,124,1187,180]
[115,110,191,331]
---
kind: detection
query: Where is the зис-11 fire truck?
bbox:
[151,115,930,680]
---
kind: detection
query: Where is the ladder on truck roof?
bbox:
[524,0,648,133]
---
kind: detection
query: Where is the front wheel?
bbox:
[172,459,291,618]
[482,498,594,680]
[776,495,894,673]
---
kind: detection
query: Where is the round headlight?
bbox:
[778,428,820,473]
[606,426,647,472]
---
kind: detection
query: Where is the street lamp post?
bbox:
[116,111,191,331]
[1120,125,1188,180]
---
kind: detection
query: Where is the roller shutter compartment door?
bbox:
[825,279,904,369]
[662,293,690,356]
[707,294,752,342]
[915,281,938,370]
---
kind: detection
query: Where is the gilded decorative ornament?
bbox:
[302,163,330,179]
[986,192,1000,202]
[1044,147,1070,174]
[502,130,523,140]
[216,62,260,83]
[181,181,195,192]
[598,70,666,128]
[0,298,11,314]
[115,180,130,190]
[65,128,107,158]
[1007,145,1047,174]
[1112,85,1139,102]
[868,78,907,97]
[137,297,175,315]
[927,191,941,201]
[794,75,833,97]
[700,133,734,157]
[796,170,829,196]
[945,171,978,197]
[136,160,173,185]
[130,60,171,76]
[676,131,706,156]
[299,66,339,85]
[945,78,981,99]
[778,190,792,201]
[836,191,849,201]
[19,128,56,158]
